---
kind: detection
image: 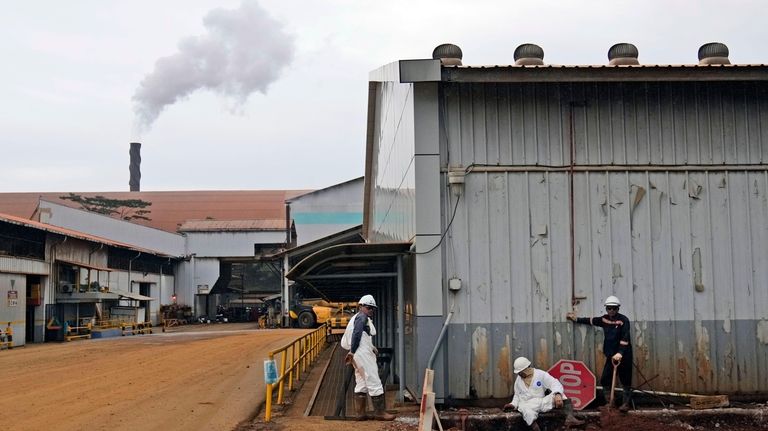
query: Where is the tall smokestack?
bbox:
[129,142,141,192]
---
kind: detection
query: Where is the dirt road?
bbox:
[0,324,309,431]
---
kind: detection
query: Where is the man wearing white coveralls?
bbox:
[341,294,395,421]
[503,357,584,430]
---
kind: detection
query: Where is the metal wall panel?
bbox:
[370,80,416,242]
[444,170,768,398]
[39,201,185,256]
[289,178,364,246]
[0,256,49,275]
[438,81,768,398]
[184,231,286,257]
[442,81,768,167]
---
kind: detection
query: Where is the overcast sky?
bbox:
[1,0,765,192]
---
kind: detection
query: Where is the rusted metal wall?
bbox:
[440,81,768,398]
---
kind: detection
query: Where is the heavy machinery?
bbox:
[289,299,357,329]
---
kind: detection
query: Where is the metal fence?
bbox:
[264,323,330,422]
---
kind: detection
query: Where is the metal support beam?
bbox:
[301,272,398,280]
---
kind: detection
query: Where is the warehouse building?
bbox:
[358,42,768,401]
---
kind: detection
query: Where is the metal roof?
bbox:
[281,224,364,261]
[0,212,175,258]
[286,242,411,302]
[0,190,310,233]
[442,63,768,83]
[177,219,287,232]
[286,177,364,202]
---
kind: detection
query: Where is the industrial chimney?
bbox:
[129,142,141,192]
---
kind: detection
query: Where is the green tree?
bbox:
[59,193,152,221]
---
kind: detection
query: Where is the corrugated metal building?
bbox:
[364,43,768,400]
[0,212,176,344]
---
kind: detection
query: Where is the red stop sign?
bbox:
[547,359,596,410]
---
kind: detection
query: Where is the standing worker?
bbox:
[566,295,633,412]
[341,294,395,421]
[503,357,584,430]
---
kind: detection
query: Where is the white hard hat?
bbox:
[604,295,621,307]
[513,357,532,374]
[358,294,377,308]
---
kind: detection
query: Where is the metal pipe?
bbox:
[427,293,456,370]
[49,236,67,302]
[457,164,768,173]
[569,103,577,307]
[397,254,405,403]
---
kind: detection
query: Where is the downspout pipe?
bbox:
[427,291,457,370]
[49,236,68,301]
[128,252,141,292]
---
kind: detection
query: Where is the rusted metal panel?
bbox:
[435,79,768,398]
[0,190,307,234]
[443,169,768,397]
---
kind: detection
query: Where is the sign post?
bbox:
[548,359,596,410]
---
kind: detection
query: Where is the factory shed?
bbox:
[177,218,296,320]
[364,42,768,401]
[0,212,177,344]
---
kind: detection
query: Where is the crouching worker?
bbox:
[503,357,584,431]
[341,294,395,421]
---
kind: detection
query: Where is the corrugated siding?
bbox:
[0,256,49,275]
[371,81,416,242]
[440,81,768,398]
[442,81,768,166]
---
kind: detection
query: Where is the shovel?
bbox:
[609,357,621,407]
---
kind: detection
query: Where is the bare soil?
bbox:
[0,323,310,431]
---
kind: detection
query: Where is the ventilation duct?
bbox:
[514,43,544,65]
[698,42,730,65]
[432,43,463,65]
[608,43,639,65]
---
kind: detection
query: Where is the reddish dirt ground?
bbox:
[0,323,310,431]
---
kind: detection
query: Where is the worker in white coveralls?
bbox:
[503,357,584,431]
[341,294,395,421]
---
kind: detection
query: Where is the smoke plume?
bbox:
[132,0,294,133]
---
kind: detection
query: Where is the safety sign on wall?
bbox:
[7,290,18,307]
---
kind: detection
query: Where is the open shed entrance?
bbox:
[286,241,411,413]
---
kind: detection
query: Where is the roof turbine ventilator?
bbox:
[698,42,730,65]
[432,43,463,65]
[608,43,640,65]
[514,43,544,65]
